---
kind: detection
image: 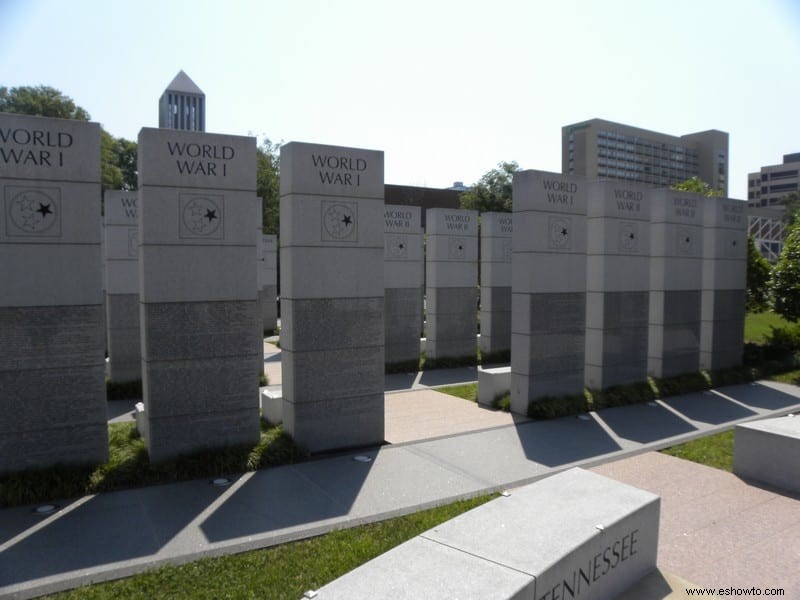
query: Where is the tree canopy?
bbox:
[670,176,723,197]
[746,236,771,312]
[257,138,280,234]
[459,161,520,213]
[771,219,800,322]
[0,85,90,120]
[778,191,800,225]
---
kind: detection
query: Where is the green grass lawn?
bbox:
[0,422,308,508]
[44,494,496,600]
[435,383,478,402]
[660,430,734,472]
[744,311,790,344]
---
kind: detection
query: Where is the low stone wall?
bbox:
[314,467,660,599]
[733,415,800,493]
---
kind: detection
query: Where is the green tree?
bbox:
[257,138,281,234]
[778,191,800,225]
[771,219,800,322]
[1,84,137,191]
[0,85,90,120]
[459,161,520,213]
[670,176,723,197]
[746,236,771,312]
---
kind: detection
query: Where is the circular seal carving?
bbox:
[388,235,407,258]
[323,203,355,239]
[182,196,221,237]
[619,222,638,252]
[8,189,57,233]
[678,229,692,254]
[549,217,570,249]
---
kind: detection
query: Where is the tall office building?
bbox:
[747,153,800,208]
[563,118,728,195]
[158,70,205,132]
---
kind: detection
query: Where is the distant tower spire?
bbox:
[158,70,205,131]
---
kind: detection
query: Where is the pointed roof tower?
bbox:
[164,70,204,95]
[158,70,205,131]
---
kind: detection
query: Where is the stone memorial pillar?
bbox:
[511,171,586,414]
[479,212,512,360]
[104,190,141,382]
[425,208,478,362]
[700,197,747,370]
[137,128,260,461]
[261,233,278,333]
[0,113,108,473]
[585,181,651,390]
[648,189,704,378]
[384,204,423,369]
[280,142,385,452]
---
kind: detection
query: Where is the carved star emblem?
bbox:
[205,209,217,222]
[561,227,568,237]
[342,214,352,226]
[36,203,52,218]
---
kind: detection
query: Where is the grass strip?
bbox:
[0,422,308,508]
[436,383,478,402]
[44,493,496,600]
[660,430,735,472]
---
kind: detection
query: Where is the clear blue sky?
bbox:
[2,0,799,199]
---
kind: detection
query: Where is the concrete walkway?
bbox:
[3,377,800,598]
[593,452,800,596]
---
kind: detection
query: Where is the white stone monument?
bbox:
[479,212,512,359]
[700,197,747,370]
[137,128,260,461]
[260,233,278,333]
[648,189,704,378]
[384,204,423,368]
[104,190,140,382]
[425,208,478,361]
[511,170,587,414]
[280,142,385,452]
[585,181,651,390]
[0,113,108,473]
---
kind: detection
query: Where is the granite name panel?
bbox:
[511,170,587,414]
[104,190,141,382]
[648,189,704,378]
[700,197,747,370]
[280,142,385,452]
[480,212,512,358]
[425,208,478,361]
[585,181,651,389]
[0,113,107,474]
[137,127,260,462]
[384,204,423,367]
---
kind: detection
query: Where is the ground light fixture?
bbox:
[211,477,232,487]
[33,504,57,515]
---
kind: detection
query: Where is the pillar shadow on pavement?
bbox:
[595,402,697,444]
[0,479,223,589]
[662,390,757,425]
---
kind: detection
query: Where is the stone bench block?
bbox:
[315,468,660,599]
[733,415,800,493]
[477,365,511,407]
[260,387,283,425]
